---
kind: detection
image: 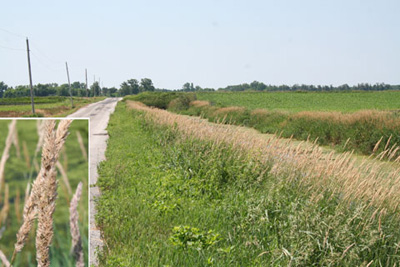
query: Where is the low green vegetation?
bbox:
[0,96,105,117]
[96,103,400,266]
[0,120,88,266]
[127,91,400,159]
[197,91,400,112]
[0,96,65,105]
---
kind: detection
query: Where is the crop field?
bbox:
[0,119,88,266]
[127,92,400,160]
[0,96,105,117]
[196,91,400,112]
[95,100,400,266]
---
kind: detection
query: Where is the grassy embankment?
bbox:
[0,96,106,117]
[0,120,88,266]
[96,101,400,266]
[126,91,400,160]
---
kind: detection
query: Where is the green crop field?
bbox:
[0,119,88,266]
[96,102,400,266]
[127,91,400,159]
[0,96,105,117]
[196,91,400,112]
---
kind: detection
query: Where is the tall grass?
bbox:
[177,101,400,160]
[128,101,400,211]
[96,101,400,266]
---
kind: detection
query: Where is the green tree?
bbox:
[57,84,70,96]
[0,81,8,98]
[128,79,139,94]
[90,82,101,97]
[139,78,155,92]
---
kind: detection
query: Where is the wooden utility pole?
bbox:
[85,69,88,97]
[65,62,74,108]
[26,38,35,114]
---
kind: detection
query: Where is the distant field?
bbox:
[197,91,400,112]
[0,96,106,117]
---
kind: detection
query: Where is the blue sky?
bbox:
[1,0,399,89]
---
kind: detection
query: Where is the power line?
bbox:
[30,51,64,72]
[0,43,25,51]
[30,41,63,65]
[0,27,25,39]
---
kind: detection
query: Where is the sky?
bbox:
[1,0,399,89]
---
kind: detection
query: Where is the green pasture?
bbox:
[197,91,400,112]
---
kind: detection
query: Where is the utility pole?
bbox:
[65,62,74,108]
[26,38,35,115]
[85,69,88,97]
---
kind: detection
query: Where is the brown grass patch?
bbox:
[127,100,400,214]
[190,100,210,108]
[292,110,400,129]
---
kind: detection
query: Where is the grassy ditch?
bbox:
[184,102,400,159]
[125,92,400,160]
[96,102,400,266]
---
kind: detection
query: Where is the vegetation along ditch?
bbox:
[95,101,400,266]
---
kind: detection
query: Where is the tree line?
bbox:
[0,81,114,98]
[178,81,400,92]
[1,79,399,98]
[0,78,156,98]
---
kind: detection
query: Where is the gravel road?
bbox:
[68,97,121,266]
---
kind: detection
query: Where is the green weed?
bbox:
[96,103,400,266]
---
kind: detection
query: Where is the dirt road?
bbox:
[68,97,121,266]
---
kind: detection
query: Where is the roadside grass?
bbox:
[0,96,106,117]
[96,102,400,266]
[0,119,88,266]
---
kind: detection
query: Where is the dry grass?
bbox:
[127,100,400,213]
[214,106,246,114]
[11,119,72,267]
[76,131,88,162]
[0,184,9,227]
[56,161,72,195]
[70,182,84,267]
[22,141,31,169]
[0,120,17,195]
[0,249,10,267]
[12,126,21,159]
[190,100,210,108]
[15,188,21,223]
[291,110,400,130]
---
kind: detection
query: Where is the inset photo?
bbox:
[0,119,88,266]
